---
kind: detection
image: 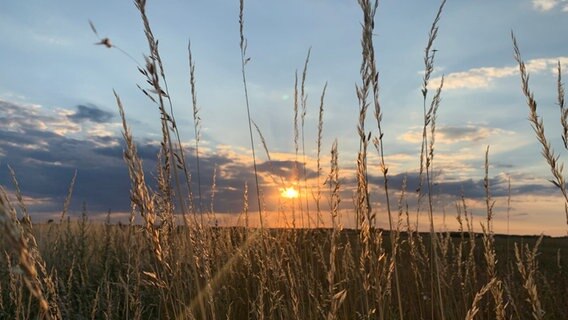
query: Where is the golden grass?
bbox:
[1,1,568,319]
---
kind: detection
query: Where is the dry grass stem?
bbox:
[513,33,568,230]
[239,0,263,228]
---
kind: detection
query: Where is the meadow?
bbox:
[1,0,568,319]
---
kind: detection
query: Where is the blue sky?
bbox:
[1,0,568,235]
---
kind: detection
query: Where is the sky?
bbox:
[1,0,568,235]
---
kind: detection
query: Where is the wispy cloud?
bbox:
[431,57,568,90]
[31,32,71,46]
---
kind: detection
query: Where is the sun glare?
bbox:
[280,187,299,199]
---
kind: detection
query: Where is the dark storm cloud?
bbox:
[67,104,113,123]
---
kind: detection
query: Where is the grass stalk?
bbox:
[300,48,311,228]
[239,0,263,228]
[134,0,192,223]
[188,40,203,222]
[418,2,446,318]
[513,33,568,231]
[315,83,328,228]
[359,0,404,313]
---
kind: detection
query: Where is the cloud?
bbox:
[31,32,71,46]
[431,57,568,90]
[0,99,562,230]
[1,100,79,137]
[256,160,318,181]
[67,104,114,123]
[399,125,511,144]
[533,0,559,11]
[532,0,568,11]
[0,99,287,219]
[439,126,494,142]
[349,171,556,201]
[0,101,128,211]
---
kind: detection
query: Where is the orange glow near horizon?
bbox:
[280,187,299,199]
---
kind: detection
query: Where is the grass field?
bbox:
[1,222,567,319]
[1,0,568,319]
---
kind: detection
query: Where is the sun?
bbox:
[280,187,299,199]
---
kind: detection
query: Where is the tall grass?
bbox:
[1,1,568,319]
[513,33,568,232]
[239,0,263,228]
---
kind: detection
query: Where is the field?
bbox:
[1,222,567,319]
[1,0,568,319]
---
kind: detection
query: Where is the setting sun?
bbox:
[280,187,299,199]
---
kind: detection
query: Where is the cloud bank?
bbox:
[0,99,560,227]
